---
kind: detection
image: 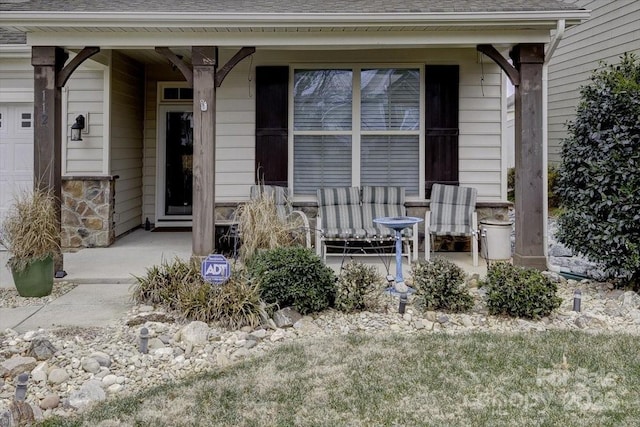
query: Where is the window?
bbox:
[360,69,420,194]
[292,67,421,196]
[20,112,32,129]
[293,69,353,194]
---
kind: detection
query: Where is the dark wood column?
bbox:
[191,46,218,256]
[510,44,546,270]
[32,46,68,272]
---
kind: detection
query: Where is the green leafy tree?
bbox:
[556,53,640,287]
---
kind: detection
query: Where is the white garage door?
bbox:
[0,103,34,225]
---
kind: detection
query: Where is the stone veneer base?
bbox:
[61,176,117,249]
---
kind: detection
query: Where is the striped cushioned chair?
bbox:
[315,187,365,259]
[361,186,418,261]
[249,185,311,248]
[425,183,478,266]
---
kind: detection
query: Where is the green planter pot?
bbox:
[11,256,54,297]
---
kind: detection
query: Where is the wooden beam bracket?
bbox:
[56,47,100,88]
[477,44,520,86]
[215,47,256,88]
[155,47,194,87]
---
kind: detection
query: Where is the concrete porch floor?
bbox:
[1,228,487,287]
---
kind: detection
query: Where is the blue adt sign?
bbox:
[201,254,230,284]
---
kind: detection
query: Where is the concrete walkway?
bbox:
[0,283,132,333]
[1,228,486,333]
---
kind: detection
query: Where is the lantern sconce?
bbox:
[70,114,86,141]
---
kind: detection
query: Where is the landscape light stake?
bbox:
[15,373,29,401]
[139,327,149,354]
[573,289,582,312]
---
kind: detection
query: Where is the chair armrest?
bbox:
[289,210,312,249]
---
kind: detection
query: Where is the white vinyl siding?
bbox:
[64,69,106,174]
[110,51,144,236]
[548,0,640,164]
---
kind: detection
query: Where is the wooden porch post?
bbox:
[191,46,218,256]
[32,46,68,273]
[510,44,546,270]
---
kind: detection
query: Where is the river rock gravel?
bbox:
[1,272,639,424]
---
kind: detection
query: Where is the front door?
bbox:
[156,106,193,226]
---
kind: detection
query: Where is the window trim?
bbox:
[288,63,425,201]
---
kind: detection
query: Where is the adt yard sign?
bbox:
[201,254,230,284]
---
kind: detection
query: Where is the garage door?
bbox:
[0,103,33,224]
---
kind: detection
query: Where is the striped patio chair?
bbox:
[249,184,311,248]
[360,186,418,262]
[425,183,478,266]
[315,187,365,260]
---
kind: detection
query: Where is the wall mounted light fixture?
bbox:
[70,114,85,141]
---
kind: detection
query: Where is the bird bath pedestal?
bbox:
[373,216,423,310]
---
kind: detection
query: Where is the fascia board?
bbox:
[24,29,554,48]
[0,10,591,29]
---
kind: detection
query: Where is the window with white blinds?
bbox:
[361,69,420,194]
[293,67,421,196]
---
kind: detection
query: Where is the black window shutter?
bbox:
[425,65,459,198]
[255,66,289,186]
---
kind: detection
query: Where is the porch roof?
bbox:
[1,0,588,45]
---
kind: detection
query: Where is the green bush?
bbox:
[411,258,473,312]
[556,53,640,287]
[247,247,336,314]
[335,261,384,312]
[507,165,560,208]
[547,165,561,209]
[132,258,263,329]
[482,262,561,319]
[507,167,515,203]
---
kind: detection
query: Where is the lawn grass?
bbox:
[38,331,640,427]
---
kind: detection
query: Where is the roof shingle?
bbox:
[0,0,583,13]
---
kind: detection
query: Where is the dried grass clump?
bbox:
[132,258,264,329]
[233,190,303,261]
[0,188,59,272]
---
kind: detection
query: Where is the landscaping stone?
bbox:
[26,338,58,361]
[81,358,101,374]
[39,394,60,410]
[179,321,210,346]
[47,368,69,385]
[273,307,302,328]
[1,356,37,378]
[68,380,106,410]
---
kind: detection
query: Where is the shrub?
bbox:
[411,258,473,312]
[507,167,515,203]
[247,247,336,314]
[482,262,561,319]
[335,261,385,312]
[556,53,640,288]
[507,165,560,208]
[132,258,264,329]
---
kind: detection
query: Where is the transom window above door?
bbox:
[292,67,421,197]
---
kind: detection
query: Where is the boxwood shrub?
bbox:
[247,247,336,314]
[483,262,561,319]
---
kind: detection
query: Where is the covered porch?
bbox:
[0,0,590,276]
[1,228,487,286]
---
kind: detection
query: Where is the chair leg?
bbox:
[472,233,479,267]
[425,232,431,261]
[471,211,479,267]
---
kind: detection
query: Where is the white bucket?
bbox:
[480,219,513,260]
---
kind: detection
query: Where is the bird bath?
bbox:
[373,216,423,300]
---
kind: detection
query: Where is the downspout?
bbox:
[542,19,565,273]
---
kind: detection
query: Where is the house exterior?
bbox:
[0,0,589,270]
[548,0,640,164]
